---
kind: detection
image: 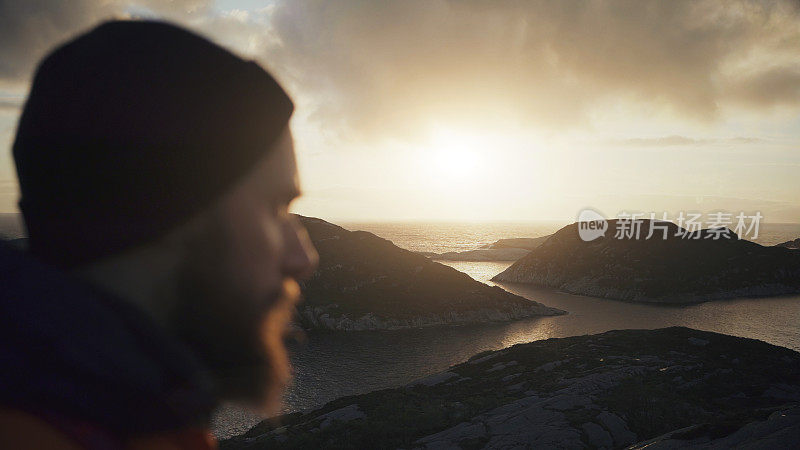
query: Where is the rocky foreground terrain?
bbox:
[222,327,800,449]
[493,220,800,303]
[296,216,564,330]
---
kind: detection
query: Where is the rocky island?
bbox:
[221,327,800,449]
[492,220,800,303]
[419,235,550,262]
[296,216,564,330]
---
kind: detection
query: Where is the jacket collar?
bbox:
[0,241,218,436]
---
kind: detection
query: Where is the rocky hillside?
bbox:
[492,220,800,303]
[221,327,800,449]
[296,216,564,330]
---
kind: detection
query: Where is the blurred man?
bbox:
[0,21,317,449]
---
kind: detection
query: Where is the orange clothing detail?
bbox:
[0,407,217,450]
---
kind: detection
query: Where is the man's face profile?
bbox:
[166,130,317,411]
[3,19,316,446]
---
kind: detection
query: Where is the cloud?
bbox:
[613,135,767,147]
[726,66,800,108]
[261,0,800,140]
[619,136,707,146]
[0,97,22,112]
[584,193,800,224]
[0,0,210,83]
[2,0,799,144]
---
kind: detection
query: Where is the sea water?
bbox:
[213,221,800,438]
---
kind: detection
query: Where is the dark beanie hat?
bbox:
[13,20,293,267]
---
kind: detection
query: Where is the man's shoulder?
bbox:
[0,240,217,439]
[0,239,124,347]
[0,406,217,450]
[0,239,89,306]
[0,406,84,450]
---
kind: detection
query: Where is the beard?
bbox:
[166,224,300,412]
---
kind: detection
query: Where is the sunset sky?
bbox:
[1,0,799,222]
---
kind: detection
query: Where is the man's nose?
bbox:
[282,219,318,280]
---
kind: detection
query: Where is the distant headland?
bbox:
[492,219,800,303]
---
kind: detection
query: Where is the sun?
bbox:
[426,128,482,178]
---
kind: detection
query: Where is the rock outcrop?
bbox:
[297,216,564,330]
[222,327,800,449]
[776,237,800,250]
[492,220,800,303]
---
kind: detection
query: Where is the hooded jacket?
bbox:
[0,241,218,449]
